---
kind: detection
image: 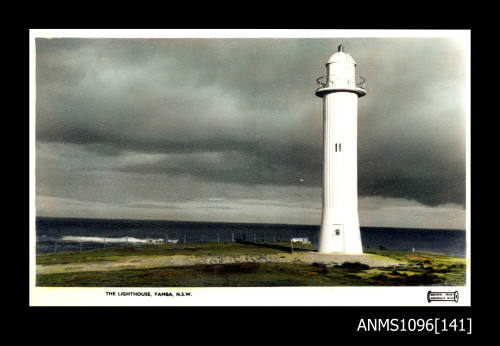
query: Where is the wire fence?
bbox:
[37,230,320,254]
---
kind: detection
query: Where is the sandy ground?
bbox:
[37,252,402,275]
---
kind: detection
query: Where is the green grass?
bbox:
[361,247,466,286]
[36,261,465,287]
[36,241,315,265]
[36,262,368,287]
[36,243,466,287]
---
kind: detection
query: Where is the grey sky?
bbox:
[35,36,468,228]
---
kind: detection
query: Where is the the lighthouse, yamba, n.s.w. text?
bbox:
[315,45,366,254]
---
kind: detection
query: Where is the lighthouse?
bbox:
[315,45,366,254]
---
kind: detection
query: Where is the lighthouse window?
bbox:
[335,144,338,152]
[335,229,340,236]
[339,143,342,152]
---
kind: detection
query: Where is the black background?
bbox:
[20,8,479,339]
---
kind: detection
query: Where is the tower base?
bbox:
[317,220,363,255]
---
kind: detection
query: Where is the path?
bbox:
[37,252,402,275]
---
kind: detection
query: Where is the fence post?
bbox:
[80,242,82,253]
[54,240,57,253]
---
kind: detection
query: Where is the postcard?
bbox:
[29,29,470,307]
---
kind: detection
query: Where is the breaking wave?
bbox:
[60,236,178,244]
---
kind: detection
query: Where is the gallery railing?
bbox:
[316,76,366,90]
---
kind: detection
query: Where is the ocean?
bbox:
[35,217,466,257]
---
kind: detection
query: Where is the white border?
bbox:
[29,29,471,306]
[31,286,469,306]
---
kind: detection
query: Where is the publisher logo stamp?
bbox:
[427,291,459,303]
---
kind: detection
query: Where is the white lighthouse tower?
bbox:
[315,45,366,254]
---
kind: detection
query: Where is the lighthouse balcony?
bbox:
[315,76,366,97]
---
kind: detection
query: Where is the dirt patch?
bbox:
[425,266,451,274]
[408,255,433,260]
[371,273,436,285]
[300,253,401,267]
[317,267,329,275]
[142,269,174,278]
[334,262,370,272]
[195,262,260,275]
[70,276,85,283]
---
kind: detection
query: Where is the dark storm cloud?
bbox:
[115,146,322,187]
[36,37,467,208]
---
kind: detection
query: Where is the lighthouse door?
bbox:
[332,224,344,251]
[333,224,344,236]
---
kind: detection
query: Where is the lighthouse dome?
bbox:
[327,51,357,65]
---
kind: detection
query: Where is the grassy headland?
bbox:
[36,242,466,287]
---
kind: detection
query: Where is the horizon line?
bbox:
[35,215,465,231]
